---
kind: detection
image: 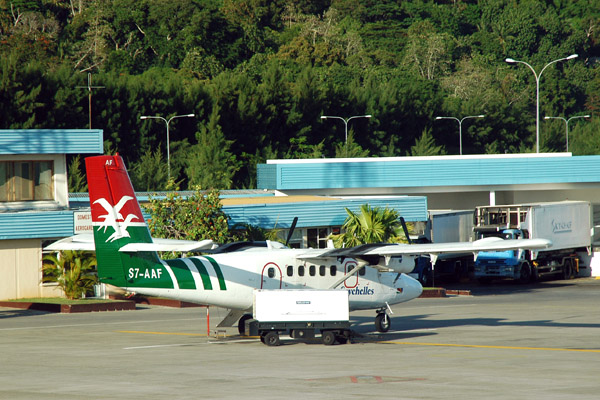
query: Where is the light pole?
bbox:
[139,113,195,180]
[505,54,578,153]
[544,114,590,152]
[320,114,372,143]
[435,115,485,155]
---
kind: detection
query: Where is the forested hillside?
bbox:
[2,0,600,190]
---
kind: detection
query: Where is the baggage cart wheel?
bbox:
[263,331,280,346]
[322,330,336,346]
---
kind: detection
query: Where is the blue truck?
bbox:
[473,201,592,283]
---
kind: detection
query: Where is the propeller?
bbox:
[285,217,298,247]
[400,216,412,245]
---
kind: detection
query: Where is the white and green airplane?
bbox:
[48,155,552,334]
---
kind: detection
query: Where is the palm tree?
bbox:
[331,204,402,247]
[42,251,98,300]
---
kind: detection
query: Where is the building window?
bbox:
[307,227,336,249]
[0,161,53,201]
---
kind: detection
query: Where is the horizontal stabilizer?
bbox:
[45,234,216,252]
[119,239,215,253]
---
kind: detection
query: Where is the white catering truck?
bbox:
[411,210,475,284]
[473,201,592,282]
[245,289,351,346]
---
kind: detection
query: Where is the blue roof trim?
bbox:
[224,197,428,228]
[257,155,600,189]
[66,193,427,232]
[0,130,103,155]
[0,211,75,240]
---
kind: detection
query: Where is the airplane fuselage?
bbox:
[120,247,423,313]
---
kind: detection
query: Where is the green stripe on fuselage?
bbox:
[166,259,196,290]
[202,256,227,290]
[188,258,213,290]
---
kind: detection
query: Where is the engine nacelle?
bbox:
[371,255,416,274]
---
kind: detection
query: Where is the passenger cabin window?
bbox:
[0,161,53,201]
[287,265,293,277]
[319,265,326,276]
[359,267,366,276]
[309,265,316,276]
[298,265,305,276]
[267,267,275,278]
[330,265,337,276]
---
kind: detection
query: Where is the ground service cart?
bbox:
[245,289,352,346]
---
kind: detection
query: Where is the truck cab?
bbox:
[474,228,529,282]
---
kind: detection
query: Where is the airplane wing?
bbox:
[297,237,552,274]
[44,234,216,252]
[322,237,552,258]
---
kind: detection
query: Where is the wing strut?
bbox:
[327,260,368,289]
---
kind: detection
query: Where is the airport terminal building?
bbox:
[2,129,600,300]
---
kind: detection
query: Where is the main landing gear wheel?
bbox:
[238,314,253,335]
[375,312,391,333]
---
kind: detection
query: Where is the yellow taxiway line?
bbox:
[117,330,209,337]
[383,341,600,353]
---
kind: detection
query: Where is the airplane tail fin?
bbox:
[86,155,163,289]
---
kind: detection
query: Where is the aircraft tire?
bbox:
[375,313,391,333]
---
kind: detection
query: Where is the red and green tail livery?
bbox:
[87,155,170,289]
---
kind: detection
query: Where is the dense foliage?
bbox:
[331,204,403,247]
[144,187,231,244]
[42,250,98,299]
[2,0,600,190]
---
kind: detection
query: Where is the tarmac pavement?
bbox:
[1,278,599,399]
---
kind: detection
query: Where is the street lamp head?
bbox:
[505,58,516,63]
[435,116,443,120]
[185,114,195,117]
[140,116,148,120]
[365,115,372,118]
[476,115,485,118]
[320,116,327,120]
[566,54,578,60]
[583,115,591,118]
[544,116,551,120]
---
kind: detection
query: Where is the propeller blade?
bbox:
[400,216,412,245]
[285,217,298,246]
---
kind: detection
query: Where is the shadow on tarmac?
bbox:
[441,279,573,296]
[0,308,49,319]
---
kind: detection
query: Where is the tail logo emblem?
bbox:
[93,196,140,242]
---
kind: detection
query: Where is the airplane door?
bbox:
[344,260,359,288]
[261,262,282,289]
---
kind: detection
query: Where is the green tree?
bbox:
[68,155,88,192]
[408,127,447,156]
[334,130,370,158]
[144,187,230,245]
[42,251,98,300]
[129,147,171,191]
[185,105,240,189]
[331,204,402,247]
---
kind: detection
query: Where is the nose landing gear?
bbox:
[375,311,391,332]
